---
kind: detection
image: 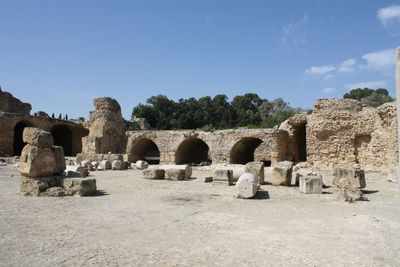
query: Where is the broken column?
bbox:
[271,161,293,186]
[235,172,258,199]
[245,161,265,185]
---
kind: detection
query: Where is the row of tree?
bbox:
[131,93,304,130]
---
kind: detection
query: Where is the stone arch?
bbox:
[230,137,263,165]
[175,137,211,165]
[131,138,160,164]
[13,121,33,156]
[51,125,73,156]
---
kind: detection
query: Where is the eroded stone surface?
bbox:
[19,145,59,178]
[271,161,293,186]
[143,169,165,179]
[245,162,265,184]
[235,172,258,199]
[23,127,54,148]
[333,168,366,189]
[213,169,233,185]
[299,175,323,194]
[165,169,186,180]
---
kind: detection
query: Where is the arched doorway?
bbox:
[51,125,73,156]
[230,137,263,165]
[13,121,33,156]
[131,138,160,164]
[175,137,211,165]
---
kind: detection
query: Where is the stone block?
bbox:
[235,173,258,199]
[23,127,54,148]
[333,168,366,188]
[299,175,323,194]
[336,177,366,203]
[143,169,165,179]
[204,176,213,183]
[136,160,149,170]
[161,165,192,178]
[271,161,293,186]
[165,169,186,180]
[245,162,265,184]
[112,160,123,170]
[213,169,233,185]
[99,160,112,170]
[20,176,58,196]
[60,178,97,196]
[19,144,59,177]
[51,146,66,173]
[103,153,124,162]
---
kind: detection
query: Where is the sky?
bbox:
[0,0,399,119]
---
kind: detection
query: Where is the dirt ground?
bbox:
[0,165,399,267]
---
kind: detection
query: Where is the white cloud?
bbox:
[360,49,396,72]
[338,58,357,73]
[322,87,337,94]
[281,14,308,47]
[345,80,387,90]
[305,65,336,75]
[323,74,335,81]
[377,5,400,35]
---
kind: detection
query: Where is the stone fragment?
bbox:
[143,169,165,179]
[136,160,149,170]
[19,144,59,177]
[91,161,99,170]
[103,153,124,162]
[235,173,258,199]
[387,168,398,183]
[299,175,323,194]
[165,169,186,180]
[60,178,97,196]
[213,169,233,185]
[99,160,112,170]
[44,187,67,197]
[333,168,366,188]
[122,161,130,170]
[20,176,58,196]
[336,178,366,203]
[112,160,123,170]
[161,165,192,178]
[204,176,213,183]
[23,127,54,148]
[271,161,293,186]
[51,146,66,173]
[65,165,89,178]
[245,162,265,184]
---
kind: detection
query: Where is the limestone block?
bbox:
[103,153,124,162]
[333,168,366,188]
[271,161,293,186]
[235,173,258,199]
[20,176,58,196]
[213,169,233,185]
[44,187,68,197]
[245,162,265,184]
[161,165,192,178]
[19,144,59,177]
[65,165,89,178]
[51,146,66,173]
[60,178,97,196]
[136,160,149,170]
[91,161,99,170]
[23,127,54,148]
[143,169,165,179]
[299,175,323,194]
[112,160,123,170]
[122,161,130,169]
[99,160,112,170]
[165,169,186,180]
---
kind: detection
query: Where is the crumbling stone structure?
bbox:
[306,99,397,171]
[0,89,88,157]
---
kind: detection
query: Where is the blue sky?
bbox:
[1,0,399,119]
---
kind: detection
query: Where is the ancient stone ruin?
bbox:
[19,127,96,197]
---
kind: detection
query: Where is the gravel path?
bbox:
[1,166,399,266]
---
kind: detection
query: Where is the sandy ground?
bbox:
[0,165,400,267]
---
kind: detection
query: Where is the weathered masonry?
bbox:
[0,89,88,156]
[1,89,398,172]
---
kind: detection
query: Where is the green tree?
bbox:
[343,88,394,107]
[231,93,263,127]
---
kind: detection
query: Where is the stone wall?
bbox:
[306,99,397,170]
[126,128,288,165]
[0,88,31,116]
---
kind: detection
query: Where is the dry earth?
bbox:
[1,165,400,266]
